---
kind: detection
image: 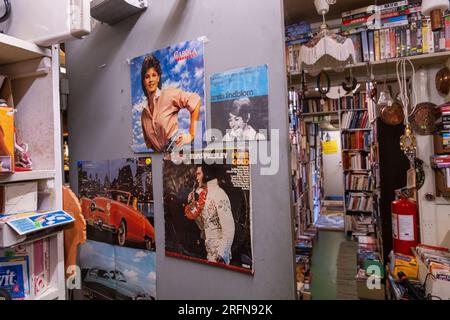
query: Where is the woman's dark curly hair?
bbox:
[141,55,162,98]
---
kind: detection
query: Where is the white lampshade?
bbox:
[314,0,330,16]
[422,0,449,16]
[299,32,356,76]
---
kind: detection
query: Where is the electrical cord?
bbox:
[422,272,444,300]
[0,0,11,23]
[396,58,419,125]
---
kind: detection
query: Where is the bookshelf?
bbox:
[337,87,378,239]
[289,89,318,299]
[0,34,65,300]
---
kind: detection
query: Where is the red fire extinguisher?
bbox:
[391,193,418,256]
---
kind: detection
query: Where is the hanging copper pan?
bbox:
[435,67,450,96]
[408,102,438,135]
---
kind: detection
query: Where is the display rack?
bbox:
[0,34,65,300]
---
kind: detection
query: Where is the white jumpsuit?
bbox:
[200,179,235,264]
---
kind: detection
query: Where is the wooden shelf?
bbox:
[287,51,450,83]
[346,190,373,193]
[0,170,56,183]
[341,128,371,132]
[302,111,339,116]
[346,210,373,214]
[342,149,369,152]
[340,109,368,112]
[0,33,51,65]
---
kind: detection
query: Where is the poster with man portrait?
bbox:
[210,65,269,142]
[163,149,253,274]
[129,38,206,153]
[77,158,156,300]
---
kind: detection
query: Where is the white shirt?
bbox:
[222,125,265,142]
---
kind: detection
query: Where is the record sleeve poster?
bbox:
[77,158,156,300]
[210,65,269,142]
[163,149,253,274]
[129,38,206,153]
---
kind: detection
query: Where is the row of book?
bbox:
[344,1,449,61]
[300,98,339,114]
[341,1,417,34]
[340,93,369,110]
[342,131,372,150]
[346,193,374,212]
[285,1,450,73]
[341,111,370,129]
[345,173,374,191]
[353,20,448,64]
[343,153,371,171]
[0,238,50,300]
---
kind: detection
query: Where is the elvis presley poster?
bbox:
[163,149,253,274]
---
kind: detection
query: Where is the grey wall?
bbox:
[66,0,296,299]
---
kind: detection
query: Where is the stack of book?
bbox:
[341,111,370,129]
[415,245,450,282]
[347,214,376,237]
[436,103,450,136]
[341,5,379,35]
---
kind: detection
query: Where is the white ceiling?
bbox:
[283,0,400,25]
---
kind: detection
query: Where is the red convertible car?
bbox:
[80,190,155,250]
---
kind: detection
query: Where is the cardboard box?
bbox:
[356,278,386,300]
[412,248,450,300]
[0,107,15,174]
[0,182,38,215]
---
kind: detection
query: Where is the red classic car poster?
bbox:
[77,158,156,300]
[163,149,253,274]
